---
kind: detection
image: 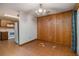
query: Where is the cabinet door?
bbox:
[37,17,43,40]
[1,20,7,27]
[63,12,72,48]
[50,15,56,42]
[2,32,8,40]
[56,13,64,44]
[1,20,14,28]
[38,17,48,41]
[37,16,56,42]
[42,16,51,42]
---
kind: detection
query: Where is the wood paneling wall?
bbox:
[37,11,72,48]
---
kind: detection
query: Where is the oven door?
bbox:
[8,31,15,39]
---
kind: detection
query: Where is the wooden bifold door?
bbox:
[37,11,72,48]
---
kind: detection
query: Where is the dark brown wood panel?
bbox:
[63,12,72,48]
[37,11,72,48]
[56,13,64,45]
[50,15,56,42]
[2,32,8,40]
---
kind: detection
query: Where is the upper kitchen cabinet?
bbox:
[0,20,15,28]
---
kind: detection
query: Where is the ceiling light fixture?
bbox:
[35,4,47,16]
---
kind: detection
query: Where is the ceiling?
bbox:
[0,3,76,16]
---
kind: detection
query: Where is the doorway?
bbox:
[0,16,19,45]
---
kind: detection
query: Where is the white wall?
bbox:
[77,9,79,55]
[19,12,37,45]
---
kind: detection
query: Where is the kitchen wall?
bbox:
[19,12,37,45]
[0,8,37,45]
[0,8,18,17]
[0,8,18,43]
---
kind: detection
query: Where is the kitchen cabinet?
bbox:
[0,32,8,41]
[0,20,14,28]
